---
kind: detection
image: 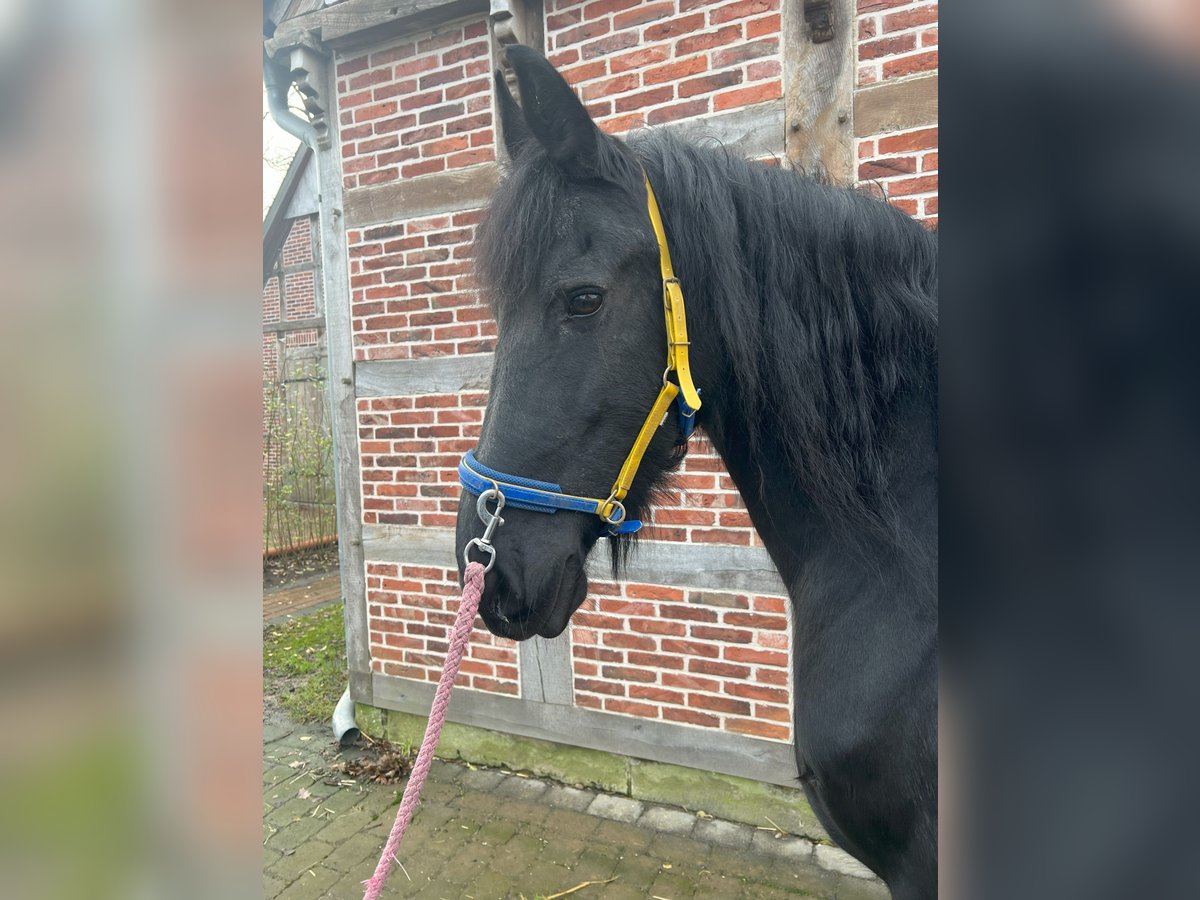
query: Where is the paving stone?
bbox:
[266,839,334,883]
[543,782,595,812]
[649,869,700,898]
[586,793,644,823]
[639,804,697,836]
[270,816,332,851]
[492,774,549,802]
[475,818,519,846]
[314,809,375,847]
[321,832,380,873]
[751,828,816,860]
[815,844,877,880]
[456,766,505,792]
[694,816,753,849]
[261,707,888,900]
[275,865,340,900]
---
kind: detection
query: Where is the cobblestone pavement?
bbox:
[264,714,889,900]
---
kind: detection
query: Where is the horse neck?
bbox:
[651,154,938,592]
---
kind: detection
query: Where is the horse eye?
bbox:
[567,291,603,318]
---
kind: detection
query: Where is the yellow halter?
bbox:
[459,173,702,535]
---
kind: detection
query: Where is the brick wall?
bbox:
[855,0,939,226]
[263,214,323,478]
[347,210,493,361]
[336,1,937,744]
[546,0,784,133]
[336,19,494,191]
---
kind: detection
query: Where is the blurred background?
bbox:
[0,1,1195,898]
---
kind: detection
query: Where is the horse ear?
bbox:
[494,69,534,160]
[503,44,605,178]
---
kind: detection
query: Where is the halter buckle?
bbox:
[463,489,505,573]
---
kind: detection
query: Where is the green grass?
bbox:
[263,602,347,723]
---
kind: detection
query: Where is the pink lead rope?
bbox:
[361,561,486,900]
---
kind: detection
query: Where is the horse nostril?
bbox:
[493,594,510,624]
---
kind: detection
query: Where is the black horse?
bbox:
[455,46,938,899]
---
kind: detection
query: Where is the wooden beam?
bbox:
[343,164,498,228]
[273,0,490,53]
[371,673,800,787]
[782,0,855,184]
[853,73,939,137]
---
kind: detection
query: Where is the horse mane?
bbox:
[630,131,938,552]
[476,128,937,567]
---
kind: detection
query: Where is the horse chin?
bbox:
[479,557,588,641]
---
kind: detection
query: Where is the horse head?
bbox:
[454,46,690,640]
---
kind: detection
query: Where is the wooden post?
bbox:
[782,0,856,184]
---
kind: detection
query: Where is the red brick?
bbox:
[883,50,938,78]
[399,90,444,112]
[714,0,778,24]
[348,68,392,91]
[678,70,742,98]
[395,56,438,78]
[756,704,791,722]
[556,19,611,49]
[726,718,789,740]
[614,2,675,30]
[724,646,788,667]
[447,148,494,168]
[626,584,684,601]
[602,632,656,651]
[746,59,781,82]
[858,157,917,180]
[360,168,399,185]
[645,13,704,41]
[561,60,609,84]
[725,612,787,630]
[419,102,465,124]
[582,33,640,60]
[726,682,789,703]
[859,34,917,61]
[653,508,715,526]
[610,45,672,74]
[659,604,718,623]
[662,672,721,692]
[547,8,583,30]
[883,6,939,32]
[746,13,782,38]
[663,706,719,728]
[604,699,660,718]
[630,618,686,636]
[601,665,657,683]
[689,658,751,679]
[576,678,625,697]
[689,625,752,643]
[337,56,369,77]
[676,24,742,55]
[581,73,641,101]
[582,0,641,17]
[628,685,686,705]
[886,174,938,196]
[626,650,686,670]
[443,40,489,64]
[614,85,673,113]
[688,693,750,715]
[752,595,787,613]
[858,0,911,11]
[419,66,465,90]
[661,639,719,658]
[713,38,779,67]
[597,599,656,616]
